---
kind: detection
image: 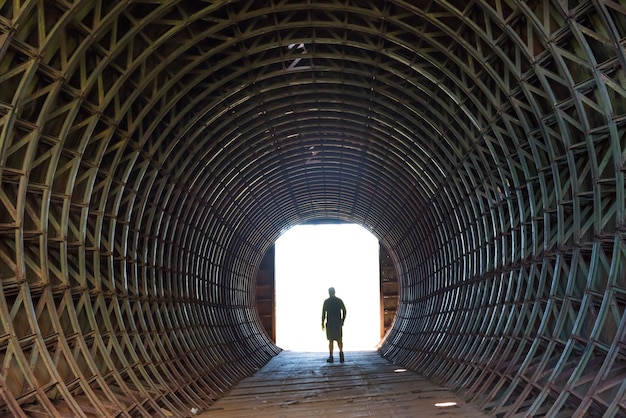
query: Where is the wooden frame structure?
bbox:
[0,1,625,416]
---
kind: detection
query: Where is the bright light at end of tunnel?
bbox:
[275,224,381,351]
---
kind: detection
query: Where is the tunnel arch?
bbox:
[0,1,625,417]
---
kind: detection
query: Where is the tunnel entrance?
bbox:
[254,225,400,350]
[274,224,381,351]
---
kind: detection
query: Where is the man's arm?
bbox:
[321,301,326,329]
[341,301,346,324]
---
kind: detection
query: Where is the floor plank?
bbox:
[196,350,489,417]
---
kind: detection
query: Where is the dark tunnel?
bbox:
[0,1,625,416]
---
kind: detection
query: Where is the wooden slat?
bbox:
[197,351,489,417]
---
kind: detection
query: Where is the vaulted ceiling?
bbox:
[0,1,625,416]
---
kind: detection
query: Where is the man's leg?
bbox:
[338,340,344,363]
[327,341,334,362]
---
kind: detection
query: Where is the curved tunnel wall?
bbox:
[0,1,625,416]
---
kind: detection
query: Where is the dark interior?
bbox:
[0,1,625,417]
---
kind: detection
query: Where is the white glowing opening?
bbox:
[275,224,380,351]
[435,401,458,407]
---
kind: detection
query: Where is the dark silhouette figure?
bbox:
[321,287,347,363]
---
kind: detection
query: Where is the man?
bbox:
[321,287,347,363]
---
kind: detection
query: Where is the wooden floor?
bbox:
[196,350,489,418]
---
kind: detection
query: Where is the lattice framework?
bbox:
[0,0,625,416]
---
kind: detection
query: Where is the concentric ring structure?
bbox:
[0,1,625,417]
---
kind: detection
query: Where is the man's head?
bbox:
[328,287,336,296]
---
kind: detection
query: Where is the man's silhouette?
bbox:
[321,287,347,363]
